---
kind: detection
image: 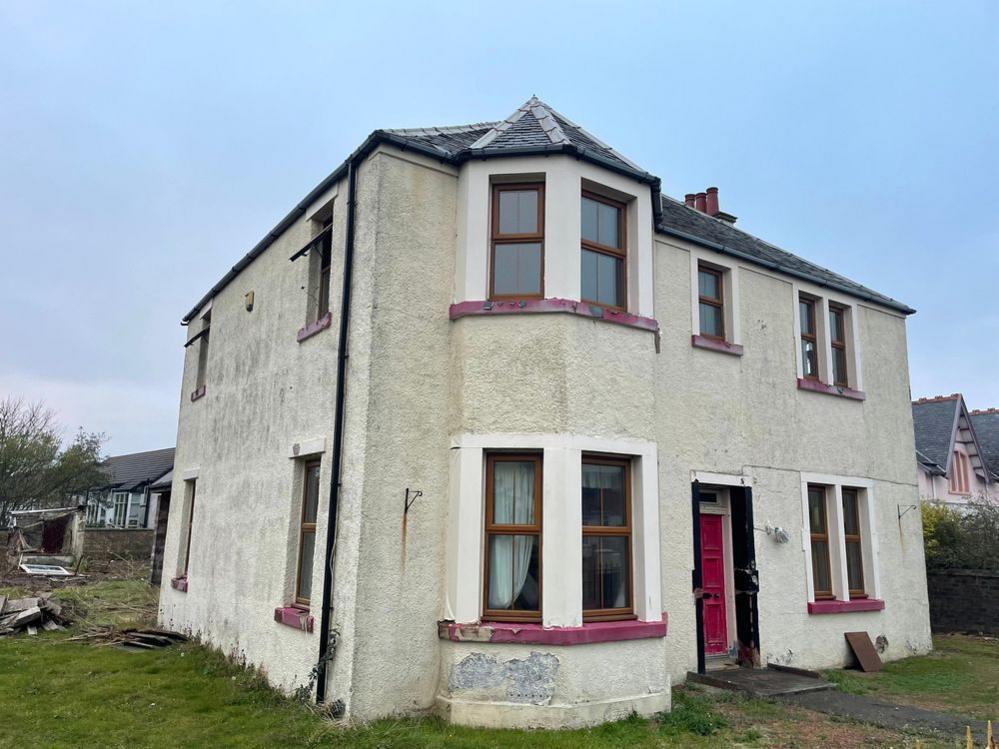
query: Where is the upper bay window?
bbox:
[490,183,544,300]
[580,192,626,310]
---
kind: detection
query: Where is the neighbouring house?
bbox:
[158,97,932,728]
[969,407,999,488]
[85,448,175,529]
[912,394,996,507]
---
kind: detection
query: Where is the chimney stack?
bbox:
[705,187,719,216]
[684,193,696,209]
[694,192,707,213]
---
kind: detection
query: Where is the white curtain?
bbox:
[488,462,535,610]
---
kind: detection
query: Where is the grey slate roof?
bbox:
[912,397,960,475]
[182,96,914,322]
[970,410,999,479]
[100,448,175,492]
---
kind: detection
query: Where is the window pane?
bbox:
[598,202,619,248]
[487,534,539,611]
[581,462,627,527]
[698,269,720,300]
[581,248,623,308]
[492,461,536,525]
[842,491,860,535]
[493,243,541,296]
[297,531,315,601]
[581,196,599,244]
[799,300,814,335]
[498,190,538,235]
[801,340,818,378]
[811,539,832,594]
[832,347,849,385]
[303,463,321,524]
[829,308,845,341]
[582,535,630,611]
[846,541,864,593]
[700,303,724,338]
[808,489,826,533]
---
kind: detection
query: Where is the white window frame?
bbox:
[689,250,741,346]
[111,491,129,528]
[445,433,661,628]
[791,282,863,391]
[799,473,880,602]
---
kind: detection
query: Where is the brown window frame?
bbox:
[489,183,545,301]
[482,453,543,622]
[842,488,866,599]
[182,480,197,577]
[295,460,320,607]
[697,264,725,341]
[316,218,333,321]
[581,455,634,622]
[799,295,819,381]
[580,190,627,312]
[829,303,849,387]
[808,484,833,599]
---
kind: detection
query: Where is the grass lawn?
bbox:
[0,580,984,748]
[826,634,999,721]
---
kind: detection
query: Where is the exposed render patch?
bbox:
[449,651,559,705]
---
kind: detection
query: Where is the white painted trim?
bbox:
[181,467,200,481]
[691,470,753,488]
[542,446,582,627]
[288,437,326,459]
[445,447,485,623]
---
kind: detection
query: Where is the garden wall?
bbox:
[83,528,154,562]
[926,569,999,635]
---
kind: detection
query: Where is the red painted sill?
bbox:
[297,312,332,343]
[274,606,314,633]
[808,599,884,615]
[438,614,668,646]
[190,385,206,402]
[170,576,188,593]
[449,298,659,334]
[691,334,743,356]
[797,377,866,401]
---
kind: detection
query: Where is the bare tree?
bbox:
[0,398,107,525]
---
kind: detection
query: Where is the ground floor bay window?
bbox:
[446,435,661,629]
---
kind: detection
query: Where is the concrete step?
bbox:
[687,666,833,697]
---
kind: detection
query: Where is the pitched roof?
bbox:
[970,409,999,480]
[911,396,961,474]
[182,96,914,322]
[100,448,175,492]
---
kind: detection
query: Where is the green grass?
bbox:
[825,634,999,720]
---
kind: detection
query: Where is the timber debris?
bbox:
[0,592,71,636]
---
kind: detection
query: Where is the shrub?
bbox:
[922,499,999,571]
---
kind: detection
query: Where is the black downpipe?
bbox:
[315,158,358,704]
[691,480,705,675]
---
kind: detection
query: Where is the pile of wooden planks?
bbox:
[68,626,187,650]
[0,593,70,636]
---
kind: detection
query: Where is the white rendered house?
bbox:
[158,97,932,728]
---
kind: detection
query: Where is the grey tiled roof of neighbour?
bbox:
[970,410,999,479]
[182,96,914,322]
[911,397,960,474]
[100,448,175,492]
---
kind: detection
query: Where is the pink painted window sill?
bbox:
[170,576,188,592]
[808,599,884,615]
[691,334,743,356]
[438,614,668,646]
[274,606,314,633]
[449,298,659,334]
[297,312,332,343]
[797,377,865,401]
[190,385,206,402]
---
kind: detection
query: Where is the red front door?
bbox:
[700,514,729,656]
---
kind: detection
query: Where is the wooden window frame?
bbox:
[799,295,819,381]
[316,219,333,321]
[182,481,197,577]
[489,183,545,301]
[842,488,866,599]
[581,455,635,622]
[580,190,627,312]
[950,451,970,494]
[482,453,543,622]
[295,460,320,607]
[808,485,833,599]
[697,264,726,341]
[829,303,849,387]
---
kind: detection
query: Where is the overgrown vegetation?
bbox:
[922,500,999,570]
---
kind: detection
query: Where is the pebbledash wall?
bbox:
[159,145,931,728]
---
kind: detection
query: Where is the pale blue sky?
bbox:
[1,1,996,454]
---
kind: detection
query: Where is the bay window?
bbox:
[490,184,544,299]
[581,457,632,620]
[581,192,626,310]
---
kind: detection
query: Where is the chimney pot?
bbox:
[684,193,696,209]
[705,187,719,216]
[694,192,707,213]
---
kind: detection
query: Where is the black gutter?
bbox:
[654,224,916,315]
[314,155,358,705]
